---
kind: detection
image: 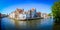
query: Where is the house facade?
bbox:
[37,12,41,17]
[9,8,42,20]
[41,13,49,18]
[18,14,26,20]
[30,8,37,18]
[9,12,15,18]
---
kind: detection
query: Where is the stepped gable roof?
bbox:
[16,8,24,13]
[30,8,36,12]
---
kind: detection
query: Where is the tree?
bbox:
[52,1,60,23]
[48,13,52,16]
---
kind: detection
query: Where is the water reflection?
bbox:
[1,17,53,30]
[1,17,15,30]
[14,20,41,30]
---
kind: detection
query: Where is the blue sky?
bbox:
[0,0,57,14]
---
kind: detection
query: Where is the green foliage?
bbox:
[48,13,52,16]
[52,2,60,23]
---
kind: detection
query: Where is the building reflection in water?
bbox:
[14,18,53,30]
[14,19,42,30]
[1,17,53,30]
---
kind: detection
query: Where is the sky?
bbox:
[0,0,57,14]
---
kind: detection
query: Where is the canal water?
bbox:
[1,17,54,30]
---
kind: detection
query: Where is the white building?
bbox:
[18,14,26,20]
[41,13,48,18]
[9,12,15,18]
